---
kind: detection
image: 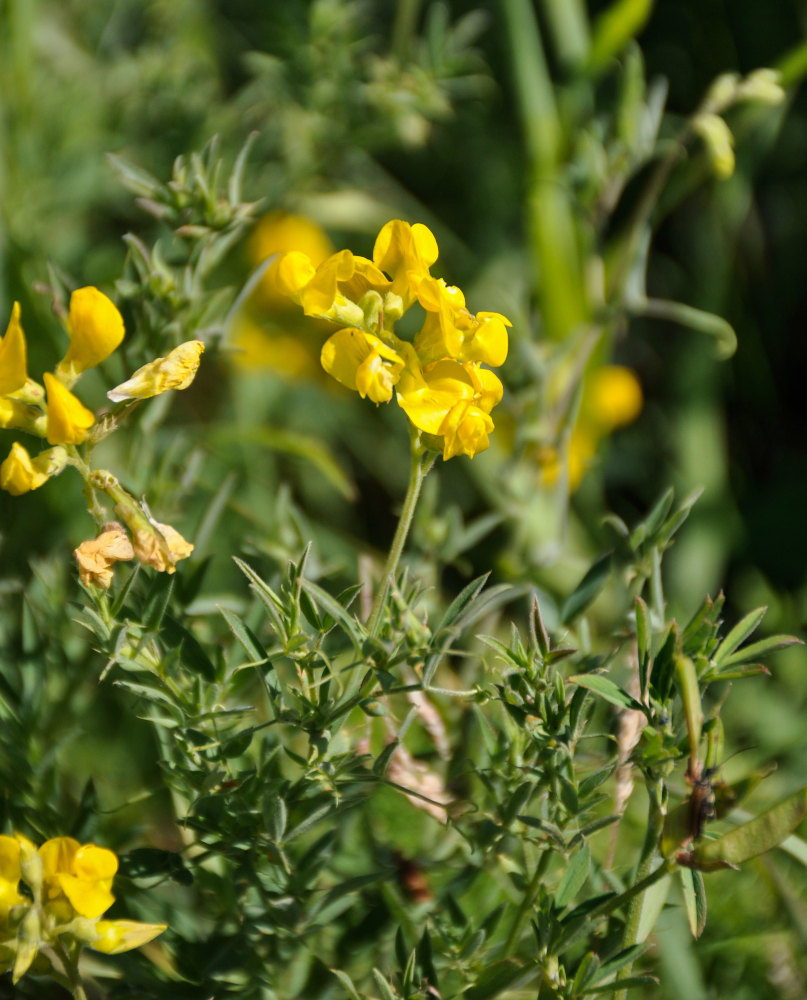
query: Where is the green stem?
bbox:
[503,849,551,953]
[53,939,88,1000]
[391,0,424,62]
[612,780,666,999]
[366,433,433,637]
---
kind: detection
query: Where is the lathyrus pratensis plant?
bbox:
[0,833,165,995]
[0,288,203,582]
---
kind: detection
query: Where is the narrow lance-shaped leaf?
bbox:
[569,674,647,716]
[694,787,807,867]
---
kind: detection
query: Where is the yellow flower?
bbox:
[542,366,642,491]
[57,287,126,380]
[44,372,95,444]
[0,836,24,918]
[107,340,204,402]
[273,249,390,324]
[90,919,167,955]
[581,365,643,431]
[0,302,28,396]
[373,220,439,307]
[321,328,406,403]
[39,838,117,920]
[74,522,135,589]
[0,443,51,495]
[248,211,334,307]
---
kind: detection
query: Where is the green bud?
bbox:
[12,906,41,984]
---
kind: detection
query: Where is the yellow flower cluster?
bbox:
[270,220,511,459]
[0,834,165,983]
[0,289,204,495]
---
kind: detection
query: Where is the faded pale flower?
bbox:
[74,522,135,589]
[39,838,117,920]
[130,518,193,574]
[0,302,28,396]
[57,287,126,379]
[44,372,95,445]
[0,442,52,495]
[107,340,204,402]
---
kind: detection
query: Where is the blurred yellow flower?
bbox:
[543,365,643,491]
[107,340,204,402]
[57,287,126,381]
[0,302,28,396]
[44,372,95,444]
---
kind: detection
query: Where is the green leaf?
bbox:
[587,0,654,76]
[581,976,659,994]
[587,944,648,985]
[436,574,489,634]
[695,787,807,866]
[555,842,590,908]
[331,969,363,1000]
[679,867,707,938]
[635,595,651,697]
[219,606,270,665]
[560,552,613,624]
[301,579,365,651]
[465,960,535,1000]
[568,674,647,715]
[371,969,398,1000]
[630,488,673,550]
[712,607,767,665]
[635,870,672,943]
[718,633,802,669]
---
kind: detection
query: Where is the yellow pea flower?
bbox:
[107,340,204,402]
[321,328,406,403]
[373,220,439,307]
[90,919,168,955]
[39,838,117,920]
[439,400,495,460]
[0,442,52,495]
[0,302,28,396]
[74,522,135,590]
[248,211,334,307]
[57,287,125,381]
[0,836,24,918]
[396,359,476,436]
[44,372,95,444]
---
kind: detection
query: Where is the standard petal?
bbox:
[59,287,125,377]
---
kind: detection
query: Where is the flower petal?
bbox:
[58,287,125,378]
[44,373,95,444]
[107,341,204,402]
[0,303,28,396]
